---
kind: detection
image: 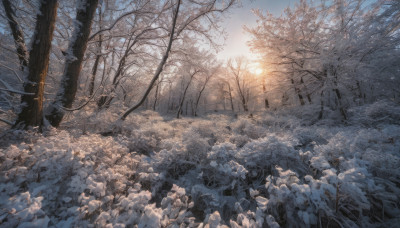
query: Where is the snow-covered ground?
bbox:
[1,101,400,227]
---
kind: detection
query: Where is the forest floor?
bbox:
[0,100,400,227]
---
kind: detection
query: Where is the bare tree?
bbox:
[120,0,237,120]
[194,64,219,116]
[228,57,250,112]
[177,69,200,118]
[121,0,182,120]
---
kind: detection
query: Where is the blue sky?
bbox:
[217,0,297,60]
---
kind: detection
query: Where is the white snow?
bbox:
[0,104,400,227]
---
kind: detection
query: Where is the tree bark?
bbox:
[13,0,58,129]
[1,0,28,70]
[46,0,99,127]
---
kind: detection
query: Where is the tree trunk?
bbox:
[235,79,248,112]
[153,79,160,111]
[228,83,234,112]
[318,90,324,120]
[2,0,29,71]
[177,72,197,119]
[14,0,58,129]
[89,47,102,96]
[263,82,269,109]
[334,88,347,120]
[194,78,210,116]
[264,98,269,109]
[291,78,305,106]
[47,0,99,127]
[89,9,103,96]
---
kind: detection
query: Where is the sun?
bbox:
[255,68,263,75]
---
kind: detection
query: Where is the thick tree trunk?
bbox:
[2,0,29,70]
[14,0,58,129]
[46,0,99,127]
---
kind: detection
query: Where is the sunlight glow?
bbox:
[255,68,263,75]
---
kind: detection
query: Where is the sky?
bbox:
[216,0,297,60]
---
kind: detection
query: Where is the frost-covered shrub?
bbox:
[236,134,305,178]
[349,100,400,126]
[1,192,50,227]
[229,134,250,148]
[232,118,266,139]
[182,129,211,161]
[1,106,400,227]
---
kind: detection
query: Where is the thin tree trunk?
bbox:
[194,76,211,116]
[334,88,347,120]
[177,71,197,119]
[235,78,248,112]
[185,100,188,115]
[263,82,269,109]
[318,90,324,120]
[14,0,58,129]
[47,0,99,127]
[2,0,29,70]
[228,83,234,112]
[121,0,181,120]
[291,78,305,106]
[300,77,312,104]
[153,79,160,111]
[265,98,269,109]
[89,46,102,96]
[89,9,103,96]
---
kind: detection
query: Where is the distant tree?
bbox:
[176,68,200,119]
[247,0,400,119]
[194,63,219,116]
[227,57,252,112]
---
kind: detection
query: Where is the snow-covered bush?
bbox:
[1,102,399,227]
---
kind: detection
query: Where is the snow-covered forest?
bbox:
[0,0,399,227]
